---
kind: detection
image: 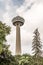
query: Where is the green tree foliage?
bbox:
[0,21,19,65]
[0,44,19,65]
[0,21,11,65]
[14,54,43,65]
[0,21,10,54]
[32,28,42,58]
[0,21,10,43]
[0,21,43,65]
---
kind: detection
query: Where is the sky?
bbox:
[0,0,43,55]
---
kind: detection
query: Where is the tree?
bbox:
[32,28,42,58]
[0,21,11,65]
[0,21,19,65]
[0,21,10,54]
[0,21,10,43]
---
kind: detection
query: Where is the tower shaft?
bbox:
[16,24,21,55]
[12,16,25,55]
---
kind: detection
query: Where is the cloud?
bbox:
[4,0,43,55]
[0,0,43,55]
[16,0,43,54]
[16,0,43,15]
[0,0,18,55]
[2,0,18,25]
[16,0,35,15]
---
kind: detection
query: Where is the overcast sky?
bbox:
[0,0,43,55]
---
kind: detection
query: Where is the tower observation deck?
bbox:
[12,16,25,55]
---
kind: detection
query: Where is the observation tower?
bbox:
[12,16,25,55]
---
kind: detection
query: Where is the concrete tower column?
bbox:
[16,24,21,55]
[12,16,25,55]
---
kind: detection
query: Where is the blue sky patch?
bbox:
[0,1,5,10]
[12,0,24,7]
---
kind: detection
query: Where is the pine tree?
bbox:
[32,28,42,58]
